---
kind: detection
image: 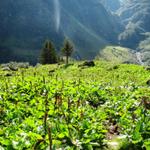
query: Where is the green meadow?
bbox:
[0,61,150,150]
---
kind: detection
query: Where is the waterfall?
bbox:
[136,52,144,65]
[54,0,60,32]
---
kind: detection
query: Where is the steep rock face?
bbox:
[118,0,150,48]
[99,0,150,65]
[100,0,121,12]
[0,0,122,63]
[138,33,150,65]
[117,0,150,65]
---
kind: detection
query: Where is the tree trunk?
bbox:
[66,55,68,64]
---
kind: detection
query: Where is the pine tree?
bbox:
[61,39,74,64]
[39,40,57,64]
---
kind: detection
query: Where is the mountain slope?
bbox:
[0,0,123,63]
[117,0,150,48]
[0,0,64,64]
[100,0,121,12]
[59,0,123,59]
[138,33,150,65]
[116,0,150,65]
[96,45,137,64]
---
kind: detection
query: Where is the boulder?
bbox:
[79,61,95,67]
[146,80,150,86]
[2,67,11,71]
[5,73,12,77]
[49,69,55,75]
[146,67,150,71]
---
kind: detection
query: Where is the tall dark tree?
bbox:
[61,40,74,64]
[39,40,57,64]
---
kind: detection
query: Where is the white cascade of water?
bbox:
[136,52,144,65]
[54,0,60,32]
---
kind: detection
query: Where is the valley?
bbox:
[0,1,150,149]
[0,0,149,65]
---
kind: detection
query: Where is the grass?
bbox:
[97,46,137,64]
[0,61,150,149]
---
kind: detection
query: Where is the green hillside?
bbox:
[96,46,137,64]
[0,61,149,149]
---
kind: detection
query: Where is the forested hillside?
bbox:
[0,0,122,63]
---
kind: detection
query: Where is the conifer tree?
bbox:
[39,40,57,64]
[61,39,74,64]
